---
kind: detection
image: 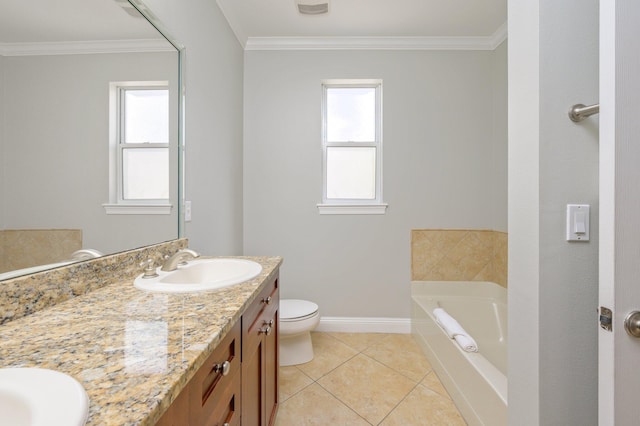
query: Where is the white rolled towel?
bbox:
[453,334,478,353]
[433,308,478,353]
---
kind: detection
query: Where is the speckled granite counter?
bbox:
[0,256,282,425]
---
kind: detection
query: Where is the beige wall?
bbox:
[243,47,507,318]
[0,229,82,273]
[411,229,507,287]
[145,0,245,256]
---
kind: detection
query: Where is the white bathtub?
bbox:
[411,281,507,426]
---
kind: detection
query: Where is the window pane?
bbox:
[123,148,169,199]
[124,89,169,144]
[326,147,376,199]
[326,87,376,142]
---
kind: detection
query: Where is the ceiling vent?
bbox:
[296,0,329,15]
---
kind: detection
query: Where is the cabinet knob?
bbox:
[213,360,231,376]
[259,325,272,336]
[262,296,272,305]
[263,319,274,327]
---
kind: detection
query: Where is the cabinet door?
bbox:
[241,329,265,426]
[264,308,279,426]
[242,275,279,426]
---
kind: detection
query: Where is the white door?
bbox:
[599,0,640,424]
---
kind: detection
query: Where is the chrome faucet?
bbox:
[161,249,200,272]
[70,249,104,261]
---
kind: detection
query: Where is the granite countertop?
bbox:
[0,256,283,426]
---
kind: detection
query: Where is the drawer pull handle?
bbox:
[264,319,274,327]
[213,360,231,376]
[259,325,272,336]
[224,423,230,426]
[262,296,272,305]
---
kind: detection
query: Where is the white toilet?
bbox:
[279,299,320,366]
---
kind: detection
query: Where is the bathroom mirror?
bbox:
[0,0,184,280]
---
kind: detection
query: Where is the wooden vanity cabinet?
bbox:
[241,275,279,426]
[156,320,241,426]
[192,320,242,426]
[155,382,190,426]
[156,273,279,426]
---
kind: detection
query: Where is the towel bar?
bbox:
[568,103,599,122]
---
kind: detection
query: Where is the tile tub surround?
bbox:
[0,239,188,325]
[0,229,82,273]
[0,255,283,426]
[411,229,508,287]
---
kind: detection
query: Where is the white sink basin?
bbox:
[134,258,263,293]
[0,368,89,426]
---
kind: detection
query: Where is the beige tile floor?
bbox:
[275,332,467,425]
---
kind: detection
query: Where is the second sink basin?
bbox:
[0,368,89,426]
[134,258,263,293]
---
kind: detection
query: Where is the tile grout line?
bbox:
[301,334,376,425]
[318,334,424,425]
[375,379,426,426]
[277,333,465,425]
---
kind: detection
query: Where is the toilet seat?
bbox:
[280,299,318,322]
[279,299,320,366]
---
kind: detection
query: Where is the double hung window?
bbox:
[105,81,171,214]
[319,80,386,214]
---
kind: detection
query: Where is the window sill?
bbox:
[317,204,388,215]
[103,203,173,215]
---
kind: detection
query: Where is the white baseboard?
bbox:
[316,316,411,334]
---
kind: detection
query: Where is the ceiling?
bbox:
[1,0,507,51]
[0,0,161,44]
[216,0,507,49]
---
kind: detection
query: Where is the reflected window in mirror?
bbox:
[105,81,172,214]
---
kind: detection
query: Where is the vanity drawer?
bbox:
[200,368,241,426]
[192,320,241,425]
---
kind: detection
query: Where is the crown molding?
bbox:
[0,39,175,57]
[245,21,508,51]
[245,36,494,51]
[216,0,248,49]
[490,21,508,49]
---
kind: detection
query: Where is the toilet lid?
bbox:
[281,299,318,320]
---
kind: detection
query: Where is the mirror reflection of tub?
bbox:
[0,229,104,278]
[0,229,82,277]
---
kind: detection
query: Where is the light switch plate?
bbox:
[566,204,590,241]
[184,200,192,222]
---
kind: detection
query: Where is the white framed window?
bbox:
[318,80,387,215]
[104,81,172,215]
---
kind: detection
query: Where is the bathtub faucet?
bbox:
[161,248,200,272]
[70,249,104,261]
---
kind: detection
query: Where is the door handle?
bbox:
[624,311,640,337]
